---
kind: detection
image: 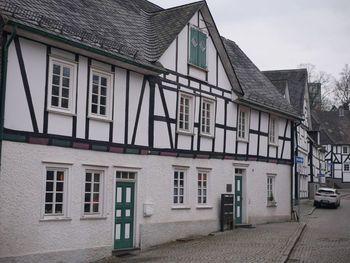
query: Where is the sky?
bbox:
[150,0,350,79]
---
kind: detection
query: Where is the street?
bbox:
[288,191,350,263]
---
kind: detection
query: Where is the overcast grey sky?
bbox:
[150,0,350,78]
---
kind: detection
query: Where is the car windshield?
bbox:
[318,190,335,195]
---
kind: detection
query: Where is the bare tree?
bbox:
[334,64,350,110]
[298,63,334,111]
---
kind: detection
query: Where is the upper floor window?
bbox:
[189,26,207,69]
[201,99,215,137]
[178,93,194,134]
[269,116,278,146]
[344,163,350,172]
[343,146,348,154]
[48,57,76,114]
[89,69,113,121]
[237,107,250,141]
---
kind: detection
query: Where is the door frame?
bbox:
[113,167,140,250]
[233,163,249,224]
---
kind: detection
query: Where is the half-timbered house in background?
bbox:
[0,0,301,261]
[313,108,350,188]
[263,69,325,199]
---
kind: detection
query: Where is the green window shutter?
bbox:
[198,31,207,69]
[190,27,199,65]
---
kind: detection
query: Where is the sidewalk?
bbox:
[97,221,305,263]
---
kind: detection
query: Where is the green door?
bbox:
[235,176,243,224]
[114,182,135,249]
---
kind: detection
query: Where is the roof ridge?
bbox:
[263,68,307,73]
[148,0,204,15]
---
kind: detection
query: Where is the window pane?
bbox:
[62,77,70,87]
[93,193,99,202]
[45,193,53,202]
[63,67,70,77]
[179,197,183,203]
[84,204,90,213]
[92,95,98,104]
[46,182,53,191]
[122,172,128,179]
[116,172,121,178]
[56,193,63,202]
[94,173,100,182]
[100,96,106,106]
[100,106,106,115]
[92,85,98,94]
[93,75,99,84]
[61,98,69,108]
[46,171,54,180]
[101,77,107,86]
[101,87,107,96]
[86,173,92,182]
[93,183,99,192]
[92,104,97,113]
[53,64,60,75]
[57,171,64,181]
[85,183,91,192]
[129,173,135,179]
[52,75,60,85]
[51,96,59,106]
[93,204,99,213]
[85,193,91,202]
[52,85,59,96]
[62,88,69,98]
[45,204,53,214]
[56,182,63,191]
[55,204,63,213]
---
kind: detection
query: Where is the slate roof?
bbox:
[312,110,350,145]
[0,0,203,71]
[222,37,300,119]
[263,69,308,116]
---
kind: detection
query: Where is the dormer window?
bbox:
[189,26,207,69]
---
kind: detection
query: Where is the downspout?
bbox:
[0,25,17,167]
[292,121,301,221]
[294,121,301,201]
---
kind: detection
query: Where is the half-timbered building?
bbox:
[0,0,301,261]
[313,107,350,188]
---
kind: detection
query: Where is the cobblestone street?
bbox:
[99,222,301,263]
[288,190,350,263]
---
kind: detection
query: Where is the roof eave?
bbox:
[6,21,167,76]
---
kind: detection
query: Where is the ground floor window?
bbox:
[84,170,104,215]
[197,171,209,204]
[267,175,276,204]
[173,169,186,205]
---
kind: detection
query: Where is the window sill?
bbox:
[88,115,113,123]
[80,216,108,220]
[188,62,208,72]
[200,133,215,139]
[171,206,191,210]
[196,205,213,209]
[40,217,72,222]
[237,137,249,143]
[177,130,195,136]
[267,201,277,207]
[47,108,76,117]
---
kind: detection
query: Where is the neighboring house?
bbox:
[312,107,350,188]
[0,0,300,262]
[263,69,324,199]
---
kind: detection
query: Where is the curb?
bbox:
[308,206,316,215]
[279,223,306,263]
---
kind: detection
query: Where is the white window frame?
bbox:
[267,174,276,206]
[269,116,279,146]
[237,106,250,142]
[41,163,72,220]
[172,166,189,209]
[47,56,77,115]
[344,163,350,172]
[197,169,210,207]
[177,92,195,134]
[88,68,114,121]
[200,98,215,137]
[81,167,107,219]
[343,146,348,154]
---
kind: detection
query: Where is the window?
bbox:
[116,171,136,180]
[189,26,207,69]
[47,57,76,114]
[343,146,348,154]
[237,107,249,141]
[201,99,215,136]
[344,163,350,172]
[84,170,104,215]
[173,170,186,204]
[178,93,194,133]
[269,117,278,145]
[89,69,113,121]
[43,167,69,218]
[197,171,208,204]
[267,175,276,204]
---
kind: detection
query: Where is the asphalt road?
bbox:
[288,192,350,263]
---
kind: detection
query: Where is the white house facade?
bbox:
[0,0,301,262]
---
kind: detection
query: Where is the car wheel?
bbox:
[314,201,319,208]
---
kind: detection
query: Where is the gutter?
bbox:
[0,24,17,167]
[7,20,167,75]
[238,97,302,121]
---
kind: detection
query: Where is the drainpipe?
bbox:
[0,24,17,167]
[292,121,301,221]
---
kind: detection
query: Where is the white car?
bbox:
[314,187,341,208]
